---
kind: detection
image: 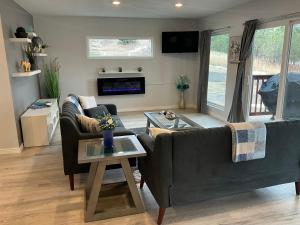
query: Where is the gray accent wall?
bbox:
[0,0,40,145]
[34,16,199,111]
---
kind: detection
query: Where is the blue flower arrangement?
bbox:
[98,114,116,130]
[176,75,190,92]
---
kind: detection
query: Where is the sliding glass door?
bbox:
[249,25,285,119]
[283,23,300,119]
[207,33,229,109]
[248,20,300,121]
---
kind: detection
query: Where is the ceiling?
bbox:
[15,0,254,19]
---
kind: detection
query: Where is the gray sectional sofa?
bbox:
[138,120,300,225]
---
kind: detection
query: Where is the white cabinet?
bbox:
[21,99,59,147]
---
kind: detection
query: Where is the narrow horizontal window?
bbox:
[87,37,153,59]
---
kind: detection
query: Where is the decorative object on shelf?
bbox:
[41,42,49,53]
[118,67,122,72]
[21,60,31,72]
[98,114,116,150]
[176,75,190,109]
[25,26,34,33]
[44,58,61,103]
[98,70,143,75]
[26,27,37,38]
[23,44,37,70]
[101,68,106,73]
[15,27,28,38]
[229,36,241,63]
[137,67,143,72]
[32,36,43,53]
[30,100,52,109]
[160,110,177,120]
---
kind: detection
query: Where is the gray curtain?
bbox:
[197,30,212,113]
[228,20,258,122]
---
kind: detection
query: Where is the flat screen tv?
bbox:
[162,31,199,53]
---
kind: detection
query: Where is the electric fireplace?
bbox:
[97,77,145,96]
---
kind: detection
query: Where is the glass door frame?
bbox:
[245,18,300,121]
[206,29,230,120]
[275,19,300,119]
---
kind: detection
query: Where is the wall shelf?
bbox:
[33,53,48,57]
[98,71,143,75]
[12,70,41,78]
[9,38,31,43]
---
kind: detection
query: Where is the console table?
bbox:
[78,135,146,222]
[21,99,59,147]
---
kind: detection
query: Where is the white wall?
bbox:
[0,16,20,151]
[199,0,300,119]
[34,16,199,111]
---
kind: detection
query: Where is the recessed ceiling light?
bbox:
[112,1,120,5]
[175,2,183,8]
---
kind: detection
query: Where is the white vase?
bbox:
[179,91,185,109]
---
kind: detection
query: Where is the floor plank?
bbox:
[0,110,299,225]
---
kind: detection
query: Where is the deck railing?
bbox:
[249,75,273,116]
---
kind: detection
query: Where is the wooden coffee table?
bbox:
[78,135,146,222]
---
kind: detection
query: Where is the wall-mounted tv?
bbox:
[162,31,199,53]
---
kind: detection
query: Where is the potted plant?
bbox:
[176,75,190,109]
[23,44,37,70]
[98,114,116,150]
[43,58,60,104]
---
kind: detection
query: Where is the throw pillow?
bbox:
[63,96,84,114]
[76,114,101,133]
[84,105,110,119]
[148,127,175,139]
[78,96,97,109]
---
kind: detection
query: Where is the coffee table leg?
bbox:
[86,162,98,196]
[86,161,106,221]
[120,158,145,212]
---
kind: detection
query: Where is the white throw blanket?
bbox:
[227,122,267,163]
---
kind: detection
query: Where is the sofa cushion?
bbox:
[84,105,110,119]
[64,96,84,114]
[76,114,101,133]
[68,93,80,103]
[79,96,97,109]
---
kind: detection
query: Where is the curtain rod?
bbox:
[243,12,300,25]
[260,12,300,24]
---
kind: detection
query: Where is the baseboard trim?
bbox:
[118,104,196,113]
[0,143,23,154]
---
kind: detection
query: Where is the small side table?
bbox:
[78,135,146,222]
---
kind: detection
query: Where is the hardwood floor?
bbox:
[0,110,300,225]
